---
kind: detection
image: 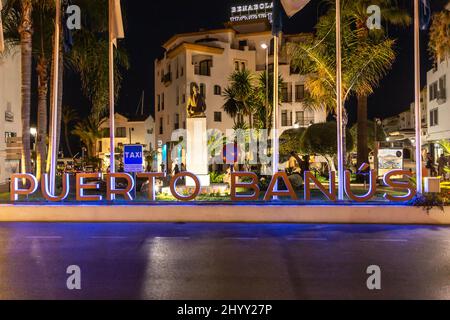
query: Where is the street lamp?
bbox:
[260,43,270,176]
[30,127,37,152]
[260,42,269,124]
[374,118,381,178]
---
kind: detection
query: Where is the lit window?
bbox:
[116,127,126,138]
[430,109,439,126]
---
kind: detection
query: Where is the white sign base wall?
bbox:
[186,117,210,187]
[0,204,448,224]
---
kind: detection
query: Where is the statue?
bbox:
[187,82,206,118]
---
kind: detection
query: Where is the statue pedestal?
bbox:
[186,117,210,187]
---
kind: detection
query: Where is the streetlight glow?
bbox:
[261,43,268,50]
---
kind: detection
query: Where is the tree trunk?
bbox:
[46,48,64,172]
[356,95,369,172]
[19,1,33,174]
[36,56,49,180]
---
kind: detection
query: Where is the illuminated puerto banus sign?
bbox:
[9,167,416,204]
[230,2,274,22]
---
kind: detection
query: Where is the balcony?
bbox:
[295,117,315,127]
[5,111,14,122]
[194,65,211,76]
[193,56,213,77]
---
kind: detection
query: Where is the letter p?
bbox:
[10,174,38,201]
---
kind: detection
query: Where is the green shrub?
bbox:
[210,172,225,184]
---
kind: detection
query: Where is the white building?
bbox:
[381,88,428,165]
[96,113,155,170]
[0,47,22,188]
[154,20,326,171]
[426,58,449,155]
[383,88,427,136]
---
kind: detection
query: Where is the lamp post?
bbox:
[30,127,37,172]
[374,118,381,178]
[261,43,269,118]
[30,127,37,152]
[413,0,423,194]
[261,42,270,176]
[335,0,345,200]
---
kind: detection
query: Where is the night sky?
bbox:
[62,0,449,128]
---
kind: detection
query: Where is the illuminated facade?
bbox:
[96,113,156,170]
[426,57,449,143]
[0,46,22,188]
[154,20,327,171]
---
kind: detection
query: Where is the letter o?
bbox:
[170,172,200,201]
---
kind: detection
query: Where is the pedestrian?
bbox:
[426,153,437,177]
[287,151,301,175]
[437,154,448,180]
[301,155,310,175]
[173,164,180,175]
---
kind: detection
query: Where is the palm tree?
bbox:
[429,8,450,64]
[253,71,283,132]
[288,1,397,167]
[227,70,255,128]
[342,0,410,171]
[33,1,55,179]
[46,0,128,171]
[222,86,243,126]
[18,0,33,175]
[66,0,129,117]
[72,115,105,159]
[62,106,78,157]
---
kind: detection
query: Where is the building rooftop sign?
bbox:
[230,2,273,22]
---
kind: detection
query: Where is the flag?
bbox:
[281,0,311,17]
[272,0,311,35]
[110,0,124,46]
[62,0,74,53]
[0,0,5,53]
[420,0,431,30]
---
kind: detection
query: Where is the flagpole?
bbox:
[48,0,62,194]
[414,0,423,194]
[336,0,344,200]
[272,33,280,198]
[0,1,4,53]
[109,0,116,176]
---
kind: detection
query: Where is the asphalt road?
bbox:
[0,222,449,299]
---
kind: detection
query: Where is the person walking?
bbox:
[173,164,180,176]
[426,153,437,177]
[437,154,448,180]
